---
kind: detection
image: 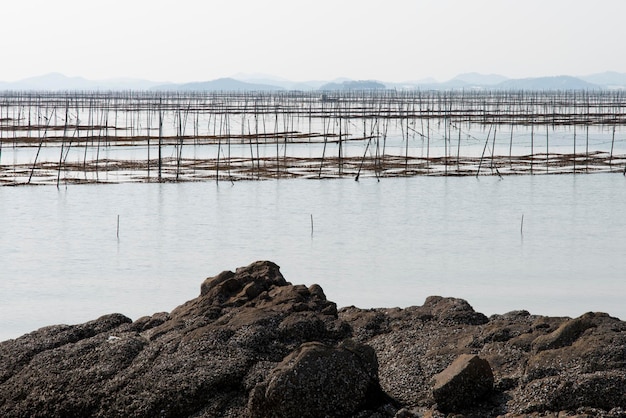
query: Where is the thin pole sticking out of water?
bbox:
[509,124,514,169]
[457,121,461,172]
[530,123,534,174]
[117,215,120,239]
[158,98,163,182]
[476,125,493,177]
[610,125,615,168]
[520,214,524,235]
[490,127,497,174]
[546,124,549,174]
[57,99,70,188]
[586,125,589,173]
[310,214,314,236]
[573,125,577,174]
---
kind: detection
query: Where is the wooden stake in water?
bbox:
[476,125,493,177]
[546,124,549,174]
[520,214,524,235]
[573,125,577,174]
[158,98,163,182]
[117,215,120,239]
[610,125,615,168]
[310,214,314,236]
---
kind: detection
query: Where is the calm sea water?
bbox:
[1,174,625,341]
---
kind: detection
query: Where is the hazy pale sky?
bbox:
[2,0,625,83]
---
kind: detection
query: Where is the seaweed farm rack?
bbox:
[1,89,626,186]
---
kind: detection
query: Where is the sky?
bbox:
[2,0,626,83]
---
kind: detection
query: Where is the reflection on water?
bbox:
[1,173,626,341]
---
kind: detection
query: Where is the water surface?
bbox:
[1,174,625,341]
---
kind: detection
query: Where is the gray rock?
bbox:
[421,296,489,325]
[531,312,597,352]
[248,340,383,418]
[0,261,358,417]
[343,301,626,417]
[513,371,626,413]
[432,354,494,412]
[3,260,626,417]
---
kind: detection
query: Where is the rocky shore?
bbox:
[1,261,625,417]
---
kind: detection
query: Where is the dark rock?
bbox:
[0,313,132,385]
[130,311,171,332]
[421,296,489,325]
[248,340,385,418]
[339,298,491,409]
[531,312,597,352]
[343,300,626,417]
[432,354,494,412]
[2,261,626,417]
[0,261,361,418]
[512,371,626,413]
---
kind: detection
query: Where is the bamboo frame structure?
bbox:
[1,89,626,186]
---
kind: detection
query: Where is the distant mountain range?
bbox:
[1,71,626,91]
